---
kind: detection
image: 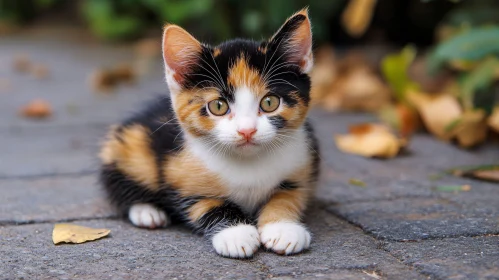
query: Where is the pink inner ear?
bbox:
[162,25,202,83]
[288,18,313,70]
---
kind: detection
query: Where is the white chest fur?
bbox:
[187,128,310,213]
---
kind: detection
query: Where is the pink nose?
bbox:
[237,128,257,140]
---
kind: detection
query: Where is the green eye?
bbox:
[260,95,280,113]
[207,99,229,116]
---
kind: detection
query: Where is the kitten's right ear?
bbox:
[162,24,202,93]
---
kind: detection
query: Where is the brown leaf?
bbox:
[472,170,499,182]
[453,110,487,148]
[407,90,462,140]
[52,224,110,245]
[19,99,52,119]
[335,123,406,158]
[379,103,420,137]
[12,54,31,73]
[30,64,50,80]
[488,106,499,133]
[341,0,378,37]
[88,69,118,93]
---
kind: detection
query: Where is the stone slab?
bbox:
[260,206,423,279]
[0,207,424,279]
[0,176,113,224]
[384,236,499,279]
[328,193,499,241]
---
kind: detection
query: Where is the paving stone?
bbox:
[309,110,498,204]
[0,220,266,280]
[328,194,499,241]
[0,176,112,224]
[0,206,424,279]
[0,29,165,129]
[384,236,499,279]
[260,206,423,279]
[0,125,105,178]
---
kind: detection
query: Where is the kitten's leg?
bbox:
[257,187,311,255]
[186,198,259,258]
[129,203,170,229]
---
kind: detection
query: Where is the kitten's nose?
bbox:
[237,127,257,140]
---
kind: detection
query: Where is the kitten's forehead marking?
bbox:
[227,55,267,98]
[233,87,259,118]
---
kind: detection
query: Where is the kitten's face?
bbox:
[162,9,313,157]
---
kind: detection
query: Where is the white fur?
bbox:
[186,86,311,213]
[129,203,170,229]
[187,127,309,213]
[259,222,311,255]
[212,224,260,258]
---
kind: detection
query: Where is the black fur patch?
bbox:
[196,202,254,237]
[269,116,287,129]
[304,120,320,181]
[279,180,299,190]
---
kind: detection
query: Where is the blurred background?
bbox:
[1,0,499,163]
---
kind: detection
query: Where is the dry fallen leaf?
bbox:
[452,110,488,148]
[30,63,50,80]
[407,90,462,140]
[13,54,31,73]
[53,224,110,245]
[378,103,420,137]
[88,69,118,93]
[433,184,471,193]
[449,165,499,183]
[488,106,499,133]
[112,63,136,85]
[335,123,406,158]
[342,0,378,37]
[19,99,52,119]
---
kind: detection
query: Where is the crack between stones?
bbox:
[0,169,97,181]
[0,215,118,226]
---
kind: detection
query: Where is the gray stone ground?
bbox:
[1,28,498,280]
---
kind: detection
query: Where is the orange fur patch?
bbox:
[187,198,224,221]
[99,124,159,190]
[163,148,228,198]
[213,48,221,57]
[257,188,309,227]
[257,156,316,227]
[227,56,267,97]
[174,89,220,136]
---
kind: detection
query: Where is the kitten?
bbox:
[99,8,319,258]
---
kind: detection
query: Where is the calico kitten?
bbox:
[99,8,319,258]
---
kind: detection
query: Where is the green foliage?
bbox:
[428,27,499,74]
[0,0,346,43]
[459,56,499,111]
[381,45,419,102]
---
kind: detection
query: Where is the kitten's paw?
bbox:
[212,224,260,258]
[128,203,169,229]
[259,222,311,255]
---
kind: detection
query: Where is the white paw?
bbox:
[259,222,311,255]
[212,224,260,258]
[128,203,169,229]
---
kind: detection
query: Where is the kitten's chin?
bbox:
[232,143,262,157]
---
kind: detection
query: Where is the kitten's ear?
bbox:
[268,8,313,73]
[162,24,202,92]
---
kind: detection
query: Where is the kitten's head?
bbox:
[162,9,313,157]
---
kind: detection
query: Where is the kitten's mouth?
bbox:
[236,141,257,148]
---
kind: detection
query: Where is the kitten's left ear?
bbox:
[269,8,313,73]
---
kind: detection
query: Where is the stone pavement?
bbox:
[1,28,498,280]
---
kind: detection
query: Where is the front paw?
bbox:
[211,224,260,258]
[259,222,311,255]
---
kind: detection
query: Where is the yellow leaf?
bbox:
[335,123,406,158]
[488,106,499,133]
[407,90,462,140]
[453,110,487,148]
[52,224,110,245]
[342,0,378,37]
